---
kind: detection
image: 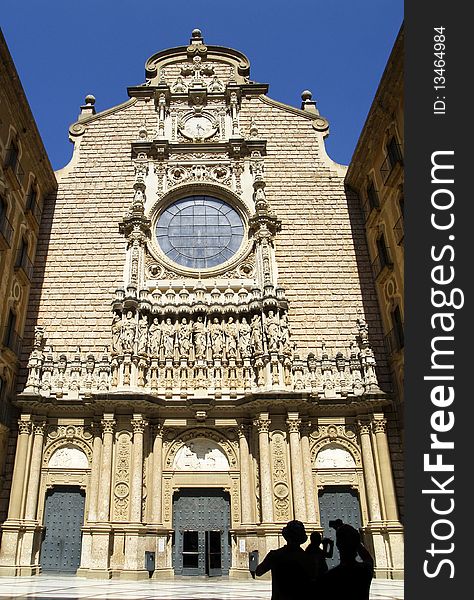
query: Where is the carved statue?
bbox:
[161,317,176,359]
[238,317,252,359]
[280,313,291,354]
[148,317,162,357]
[251,314,264,355]
[172,76,187,93]
[137,315,148,354]
[210,318,224,359]
[208,75,224,92]
[111,314,122,354]
[120,311,136,353]
[192,316,207,359]
[177,317,192,358]
[265,310,280,352]
[224,316,238,359]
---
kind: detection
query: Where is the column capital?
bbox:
[237,422,251,438]
[372,418,387,434]
[101,418,116,435]
[131,416,148,434]
[253,416,271,433]
[32,420,47,436]
[152,421,164,437]
[18,419,32,435]
[286,417,302,434]
[357,419,371,436]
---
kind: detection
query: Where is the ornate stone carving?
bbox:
[253,416,270,434]
[113,431,132,521]
[286,418,301,435]
[101,419,116,435]
[315,444,357,468]
[372,418,387,434]
[271,432,290,521]
[18,420,32,435]
[48,444,89,469]
[165,429,237,470]
[172,439,230,471]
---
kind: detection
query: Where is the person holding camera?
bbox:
[305,531,334,581]
[252,520,314,600]
[319,523,374,600]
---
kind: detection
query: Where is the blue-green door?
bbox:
[318,486,362,568]
[40,486,85,573]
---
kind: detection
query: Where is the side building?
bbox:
[0,29,57,520]
[345,26,404,453]
[0,30,403,579]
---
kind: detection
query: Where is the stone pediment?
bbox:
[144,29,252,88]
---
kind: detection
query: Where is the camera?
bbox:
[328,519,344,530]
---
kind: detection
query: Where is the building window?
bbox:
[15,236,33,281]
[362,181,380,221]
[3,309,21,355]
[26,182,42,224]
[155,196,244,270]
[0,196,13,248]
[381,135,403,183]
[386,305,404,354]
[4,139,19,170]
[4,138,24,186]
[387,136,403,167]
[372,233,393,279]
[394,196,404,245]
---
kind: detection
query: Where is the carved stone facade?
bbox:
[0,30,403,580]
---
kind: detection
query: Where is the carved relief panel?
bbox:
[270,430,291,522]
[112,430,132,522]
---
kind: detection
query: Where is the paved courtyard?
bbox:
[0,575,404,599]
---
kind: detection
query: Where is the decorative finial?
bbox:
[190,28,204,45]
[79,94,96,121]
[300,90,319,114]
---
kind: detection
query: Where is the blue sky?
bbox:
[1,1,402,170]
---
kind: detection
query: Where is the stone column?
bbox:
[7,417,32,520]
[286,414,307,522]
[253,414,273,524]
[87,423,103,523]
[300,423,318,524]
[97,416,116,522]
[238,423,252,525]
[24,420,46,521]
[357,420,381,521]
[372,418,399,522]
[129,415,148,523]
[150,422,163,524]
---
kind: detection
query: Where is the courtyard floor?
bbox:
[0,575,404,599]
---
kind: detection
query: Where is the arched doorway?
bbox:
[40,445,88,573]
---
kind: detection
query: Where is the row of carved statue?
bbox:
[111,309,292,362]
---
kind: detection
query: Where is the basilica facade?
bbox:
[0,30,403,579]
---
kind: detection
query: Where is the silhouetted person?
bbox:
[254,520,313,600]
[305,531,334,581]
[320,524,374,600]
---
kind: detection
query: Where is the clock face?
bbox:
[181,115,216,141]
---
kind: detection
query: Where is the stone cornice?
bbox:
[68,97,138,138]
[257,95,330,131]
